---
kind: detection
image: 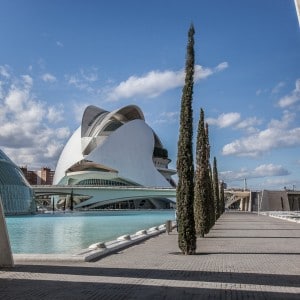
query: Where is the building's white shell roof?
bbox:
[53,105,173,188]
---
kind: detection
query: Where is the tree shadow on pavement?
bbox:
[8,264,300,288]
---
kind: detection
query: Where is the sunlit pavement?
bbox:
[1,212,299,299]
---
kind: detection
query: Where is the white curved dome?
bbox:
[0,149,35,215]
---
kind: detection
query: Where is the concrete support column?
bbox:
[248,193,252,212]
[245,197,249,211]
[240,198,244,211]
[0,197,14,267]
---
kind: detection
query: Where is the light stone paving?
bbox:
[0,212,299,299]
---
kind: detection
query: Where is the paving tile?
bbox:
[0,212,299,299]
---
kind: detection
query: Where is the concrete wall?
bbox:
[261,190,290,211]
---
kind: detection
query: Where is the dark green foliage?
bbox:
[194,108,211,237]
[206,123,215,231]
[176,24,196,255]
[213,157,220,220]
[205,123,210,163]
[220,181,225,215]
[208,162,215,230]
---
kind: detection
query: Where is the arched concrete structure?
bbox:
[33,185,176,210]
[224,189,300,212]
[224,190,251,211]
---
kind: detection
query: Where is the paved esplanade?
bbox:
[0,212,299,299]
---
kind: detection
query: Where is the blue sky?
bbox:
[0,0,299,190]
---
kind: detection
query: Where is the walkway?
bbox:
[0,212,299,299]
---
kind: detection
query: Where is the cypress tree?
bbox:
[213,157,220,220]
[220,181,225,215]
[176,24,196,255]
[194,108,210,237]
[208,162,215,230]
[205,123,215,231]
[205,123,210,163]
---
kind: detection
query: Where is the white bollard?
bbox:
[0,197,14,267]
[165,220,172,234]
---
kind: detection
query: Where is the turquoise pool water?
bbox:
[6,210,175,254]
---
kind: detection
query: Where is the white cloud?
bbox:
[271,81,285,94]
[4,75,33,113]
[5,89,27,113]
[43,141,64,158]
[0,65,11,78]
[0,69,70,169]
[153,111,179,125]
[42,73,57,83]
[72,102,90,123]
[220,163,289,182]
[47,106,64,123]
[56,41,64,47]
[108,70,183,101]
[222,111,300,157]
[253,164,289,177]
[256,88,269,96]
[107,62,228,101]
[214,62,229,72]
[261,177,299,190]
[256,89,262,96]
[207,112,241,128]
[207,113,262,134]
[277,78,300,108]
[235,117,262,134]
[55,127,70,139]
[235,117,261,129]
[22,74,33,87]
[66,68,98,93]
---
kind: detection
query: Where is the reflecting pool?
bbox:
[6,210,175,254]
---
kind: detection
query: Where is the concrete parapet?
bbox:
[12,219,178,264]
[13,222,170,263]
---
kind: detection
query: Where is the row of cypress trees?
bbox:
[176,24,225,255]
[194,109,225,237]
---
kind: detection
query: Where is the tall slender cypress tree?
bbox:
[213,157,220,220]
[194,108,210,237]
[208,162,215,231]
[205,123,215,231]
[220,181,225,215]
[176,24,196,255]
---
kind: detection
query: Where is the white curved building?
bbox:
[53,105,176,209]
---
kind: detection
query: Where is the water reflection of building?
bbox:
[0,149,35,215]
[52,105,176,209]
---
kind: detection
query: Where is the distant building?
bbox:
[20,167,37,185]
[36,167,55,185]
[20,167,55,185]
[0,149,35,215]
